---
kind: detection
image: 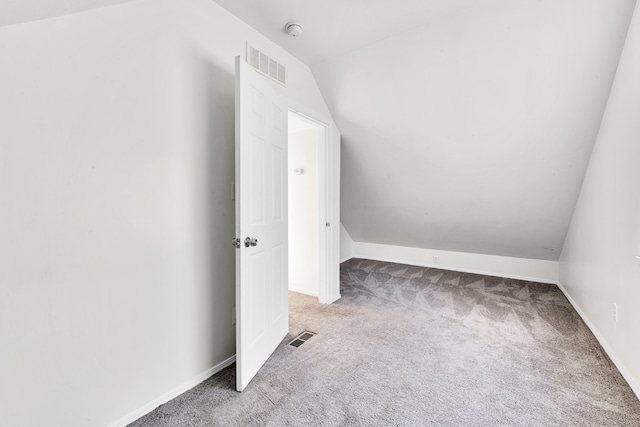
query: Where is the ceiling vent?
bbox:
[246,43,286,86]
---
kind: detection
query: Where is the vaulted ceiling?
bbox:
[4,0,637,261]
[215,0,637,261]
[0,0,136,27]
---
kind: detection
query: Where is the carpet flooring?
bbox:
[131,258,640,426]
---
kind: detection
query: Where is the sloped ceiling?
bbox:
[0,0,136,27]
[7,0,635,261]
[215,0,637,261]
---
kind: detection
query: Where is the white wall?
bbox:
[340,223,354,262]
[288,128,319,296]
[0,0,339,425]
[559,2,640,397]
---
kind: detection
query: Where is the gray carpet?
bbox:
[131,258,640,426]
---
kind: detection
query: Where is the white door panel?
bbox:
[235,56,288,392]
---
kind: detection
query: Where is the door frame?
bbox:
[287,104,334,304]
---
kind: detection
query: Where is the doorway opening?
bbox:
[287,109,329,303]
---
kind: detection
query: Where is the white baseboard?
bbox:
[556,281,640,400]
[352,242,559,283]
[108,355,236,427]
[340,256,353,263]
[289,287,319,297]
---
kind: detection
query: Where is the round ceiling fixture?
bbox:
[285,21,303,37]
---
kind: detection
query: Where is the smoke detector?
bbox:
[285,21,303,37]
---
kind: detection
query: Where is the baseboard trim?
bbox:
[352,242,558,284]
[359,253,556,284]
[289,287,319,297]
[556,281,640,400]
[340,256,353,263]
[108,355,236,427]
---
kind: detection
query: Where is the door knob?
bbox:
[244,237,258,247]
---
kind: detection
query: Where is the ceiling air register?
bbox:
[246,43,286,86]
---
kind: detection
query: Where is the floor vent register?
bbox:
[288,331,317,348]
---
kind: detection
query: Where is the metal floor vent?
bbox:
[288,330,316,348]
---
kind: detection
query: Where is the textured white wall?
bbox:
[288,128,319,296]
[0,0,339,425]
[559,2,640,397]
[316,0,636,261]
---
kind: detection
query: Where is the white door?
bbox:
[234,56,288,392]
